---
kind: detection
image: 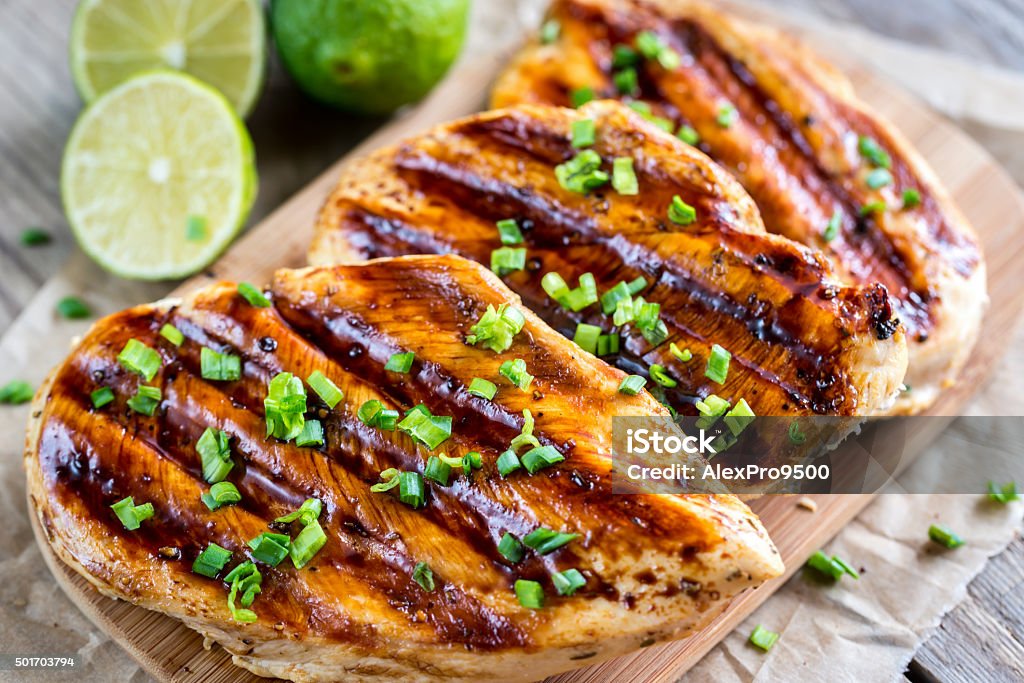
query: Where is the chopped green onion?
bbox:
[197,427,233,483]
[357,399,398,430]
[928,524,964,549]
[237,282,271,308]
[565,273,599,311]
[723,398,755,436]
[159,323,184,346]
[384,351,415,373]
[371,469,400,493]
[491,247,527,276]
[570,86,595,108]
[611,157,639,195]
[670,342,692,362]
[56,296,91,319]
[858,135,891,169]
[552,568,586,596]
[398,406,453,450]
[467,377,497,400]
[0,379,33,405]
[987,481,1019,504]
[634,298,668,345]
[290,519,327,568]
[201,481,242,511]
[465,303,526,353]
[424,456,452,486]
[523,527,578,554]
[192,543,232,578]
[542,272,569,301]
[264,372,307,441]
[705,344,731,384]
[571,118,596,148]
[600,281,631,315]
[635,30,679,69]
[540,18,560,44]
[555,149,609,194]
[865,168,893,189]
[515,579,545,609]
[618,374,647,395]
[902,189,921,209]
[612,44,640,69]
[496,218,524,245]
[296,419,324,447]
[498,533,525,563]
[573,323,602,354]
[224,561,261,622]
[696,394,730,429]
[499,359,534,391]
[90,386,115,409]
[788,420,807,444]
[668,195,697,225]
[859,200,887,216]
[275,497,323,527]
[521,445,564,474]
[201,347,241,382]
[307,370,343,408]
[110,496,155,531]
[806,550,859,580]
[398,471,426,508]
[412,561,435,591]
[248,532,291,567]
[716,103,738,128]
[613,67,639,96]
[464,451,483,477]
[496,449,522,477]
[649,364,677,388]
[20,227,51,246]
[117,338,161,381]
[185,215,208,241]
[749,625,779,652]
[677,124,700,145]
[596,333,620,356]
[126,385,161,416]
[510,409,541,453]
[823,209,842,242]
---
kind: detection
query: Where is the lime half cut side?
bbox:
[70,0,266,117]
[61,71,258,280]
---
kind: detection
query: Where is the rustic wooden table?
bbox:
[1,1,1021,681]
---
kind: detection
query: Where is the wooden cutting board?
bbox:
[30,32,1024,683]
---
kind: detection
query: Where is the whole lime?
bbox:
[271,0,470,115]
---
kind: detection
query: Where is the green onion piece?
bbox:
[491,247,527,276]
[668,195,697,225]
[496,449,522,477]
[677,124,700,145]
[117,338,161,381]
[627,100,652,115]
[858,135,892,169]
[788,420,807,444]
[424,456,452,486]
[823,209,842,243]
[723,398,755,437]
[627,276,647,294]
[185,215,208,241]
[56,296,91,319]
[465,451,483,476]
[465,303,526,353]
[649,364,677,388]
[716,103,738,128]
[20,228,51,246]
[696,394,730,429]
[635,30,662,58]
[634,298,669,346]
[571,118,596,148]
[612,44,639,69]
[705,344,731,384]
[397,408,453,450]
[412,561,435,592]
[275,498,323,527]
[225,561,261,622]
[384,351,415,373]
[987,481,1019,504]
[358,399,384,427]
[159,323,184,346]
[573,323,602,354]
[669,342,692,362]
[515,579,545,609]
[596,333,620,356]
[439,453,464,468]
[558,272,598,312]
[806,550,859,580]
[510,409,541,453]
[613,67,639,96]
[902,189,922,209]
[398,471,426,508]
[197,427,233,483]
[0,379,33,404]
[264,372,307,441]
[109,496,155,531]
[126,385,162,416]
[613,297,636,326]
[618,374,647,395]
[307,370,343,409]
[90,386,115,409]
[555,149,610,194]
[296,419,324,447]
[928,524,965,549]
[499,358,534,391]
[201,347,241,382]
[865,168,893,189]
[523,527,579,554]
[600,281,632,315]
[552,568,587,596]
[467,377,497,400]
[201,481,242,511]
[496,218,524,245]
[648,114,676,133]
[289,519,326,568]
[749,625,779,652]
[859,200,887,216]
[570,86,595,108]
[237,282,271,308]
[521,445,564,474]
[371,469,400,492]
[540,18,560,44]
[247,532,291,567]
[611,157,639,195]
[192,543,232,578]
[498,533,525,563]
[542,272,570,302]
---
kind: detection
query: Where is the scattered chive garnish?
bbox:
[858,135,892,169]
[159,323,184,346]
[596,333,620,356]
[126,385,161,416]
[571,118,596,148]
[635,30,680,69]
[467,377,497,400]
[618,374,647,395]
[465,304,526,353]
[196,427,234,483]
[20,227,51,246]
[612,44,640,69]
[716,103,738,128]
[110,496,155,531]
[928,524,965,549]
[540,18,560,44]
[499,358,534,391]
[823,210,842,242]
[570,86,595,108]
[806,550,859,580]
[496,449,522,477]
[200,347,241,382]
[677,124,700,146]
[865,168,893,189]
[424,456,452,486]
[523,527,579,554]
[723,398,756,437]
[552,568,587,596]
[555,149,609,194]
[264,372,307,441]
[670,342,692,362]
[515,579,545,609]
[412,561,435,592]
[667,195,697,225]
[90,386,115,409]
[573,323,602,354]
[749,625,780,652]
[295,419,324,447]
[902,189,922,209]
[307,370,343,408]
[117,338,161,381]
[987,481,1019,504]
[275,499,326,568]
[496,218,524,245]
[247,532,291,567]
[192,543,232,578]
[358,400,399,431]
[0,380,33,405]
[398,405,453,450]
[521,445,564,474]
[705,344,731,384]
[238,282,271,308]
[788,420,807,444]
[491,246,527,276]
[612,157,639,195]
[613,67,639,96]
[201,481,242,511]
[649,363,677,388]
[224,561,261,622]
[859,200,887,216]
[384,351,415,373]
[56,296,91,319]
[498,533,525,563]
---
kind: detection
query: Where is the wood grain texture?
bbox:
[26,43,1024,682]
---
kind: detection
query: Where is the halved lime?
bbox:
[61,71,258,280]
[70,0,266,117]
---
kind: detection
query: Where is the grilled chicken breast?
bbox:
[311,101,907,417]
[490,0,986,414]
[25,256,782,683]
